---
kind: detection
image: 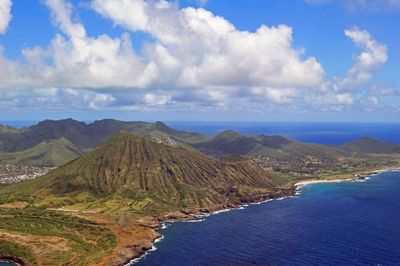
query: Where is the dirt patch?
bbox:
[0,202,27,209]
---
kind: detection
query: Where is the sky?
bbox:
[0,0,399,122]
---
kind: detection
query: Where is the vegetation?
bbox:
[0,121,399,264]
[0,131,277,213]
[0,119,208,166]
[341,137,400,154]
[0,203,117,264]
[0,239,36,264]
[0,137,86,166]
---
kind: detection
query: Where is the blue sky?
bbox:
[0,0,399,122]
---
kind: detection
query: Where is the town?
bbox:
[0,164,55,184]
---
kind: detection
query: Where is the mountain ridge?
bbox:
[0,131,278,212]
[341,137,400,154]
[1,119,400,168]
[0,119,208,166]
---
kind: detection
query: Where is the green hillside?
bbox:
[0,130,399,265]
[0,119,208,166]
[341,137,400,154]
[0,131,278,213]
[0,137,86,166]
[193,130,355,160]
[1,119,400,169]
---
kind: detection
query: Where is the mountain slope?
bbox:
[193,130,354,160]
[341,137,400,154]
[0,137,86,166]
[0,119,208,166]
[0,131,278,212]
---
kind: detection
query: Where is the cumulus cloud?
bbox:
[91,0,325,90]
[250,87,299,103]
[305,92,353,106]
[0,0,326,103]
[0,0,394,114]
[143,93,172,105]
[338,27,387,91]
[0,87,116,110]
[0,0,12,34]
[369,84,399,96]
[0,0,330,111]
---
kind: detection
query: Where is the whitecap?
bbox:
[213,209,232,215]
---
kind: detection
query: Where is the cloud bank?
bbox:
[0,0,395,115]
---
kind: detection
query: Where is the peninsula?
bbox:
[0,120,399,265]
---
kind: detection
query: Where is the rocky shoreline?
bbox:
[7,168,400,265]
[120,167,400,265]
[0,256,24,266]
[114,187,297,266]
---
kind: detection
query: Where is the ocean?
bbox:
[135,170,400,265]
[2,120,400,265]
[165,121,400,145]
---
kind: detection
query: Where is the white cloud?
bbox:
[0,0,325,96]
[339,27,387,91]
[0,0,12,34]
[301,27,387,108]
[143,93,171,105]
[0,0,158,90]
[0,0,329,111]
[0,87,116,110]
[305,92,353,106]
[91,0,325,90]
[0,0,394,114]
[251,87,299,103]
[369,84,398,96]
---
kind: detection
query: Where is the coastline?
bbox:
[294,178,355,187]
[295,166,400,187]
[125,166,400,265]
[120,187,297,266]
[5,167,400,265]
[0,257,24,266]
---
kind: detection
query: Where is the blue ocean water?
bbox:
[0,262,13,265]
[135,170,400,265]
[0,121,38,128]
[166,121,400,145]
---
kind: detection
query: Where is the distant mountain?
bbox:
[0,137,86,166]
[0,124,19,133]
[193,130,354,160]
[2,119,400,168]
[341,137,400,154]
[0,131,278,211]
[0,119,207,166]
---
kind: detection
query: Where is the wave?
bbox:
[129,194,311,264]
[127,235,165,265]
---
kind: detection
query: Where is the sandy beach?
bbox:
[294,178,355,187]
[294,167,400,187]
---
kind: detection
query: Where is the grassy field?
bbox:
[0,207,117,265]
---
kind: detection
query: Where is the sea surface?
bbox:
[166,121,400,145]
[2,120,400,264]
[0,262,12,265]
[135,170,400,265]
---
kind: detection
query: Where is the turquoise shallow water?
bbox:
[0,262,13,265]
[134,170,400,265]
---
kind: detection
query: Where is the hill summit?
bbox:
[2,131,284,212]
